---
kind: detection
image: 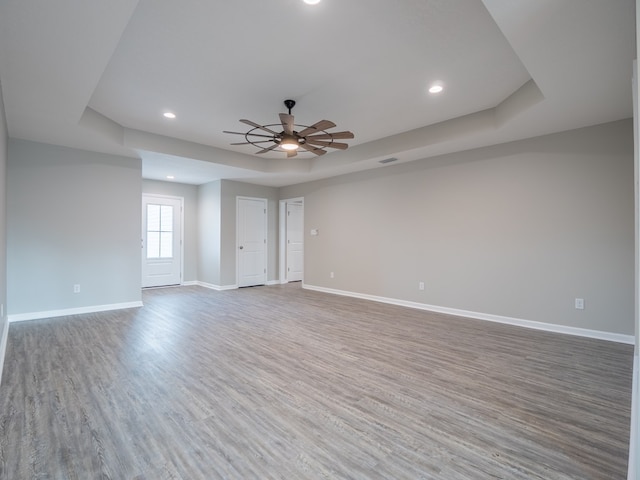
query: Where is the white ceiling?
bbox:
[0,0,635,187]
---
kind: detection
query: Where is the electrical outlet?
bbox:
[575,298,584,310]
[419,282,425,291]
[330,272,334,279]
[74,284,81,294]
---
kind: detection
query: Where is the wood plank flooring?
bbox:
[0,284,634,479]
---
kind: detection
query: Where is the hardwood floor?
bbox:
[0,284,634,479]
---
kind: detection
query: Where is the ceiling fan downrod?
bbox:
[284,99,296,115]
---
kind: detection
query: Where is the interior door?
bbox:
[238,197,267,287]
[286,202,303,282]
[142,195,182,288]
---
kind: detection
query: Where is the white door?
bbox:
[142,195,182,288]
[286,202,303,282]
[238,197,267,287]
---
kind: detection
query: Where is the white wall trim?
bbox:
[196,281,237,291]
[142,285,181,290]
[304,284,636,345]
[8,301,143,323]
[196,280,278,290]
[181,281,198,286]
[0,318,9,386]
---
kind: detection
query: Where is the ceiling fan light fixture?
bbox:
[224,99,353,157]
[280,134,299,150]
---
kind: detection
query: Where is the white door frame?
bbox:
[236,196,268,287]
[279,197,304,284]
[141,193,184,287]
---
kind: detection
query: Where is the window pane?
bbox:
[146,203,174,258]
[147,232,160,258]
[160,232,173,258]
[161,205,173,232]
[147,204,160,231]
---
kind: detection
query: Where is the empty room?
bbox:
[0,1,639,479]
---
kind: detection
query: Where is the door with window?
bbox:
[142,195,183,288]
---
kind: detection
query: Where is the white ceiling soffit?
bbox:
[0,0,140,156]
[0,0,634,186]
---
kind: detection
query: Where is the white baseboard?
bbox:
[303,284,635,345]
[181,280,198,286]
[0,318,9,386]
[196,281,238,291]
[8,301,144,323]
[196,280,279,290]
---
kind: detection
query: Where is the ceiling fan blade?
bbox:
[298,120,337,137]
[305,131,354,140]
[287,150,298,158]
[230,140,272,145]
[255,143,280,154]
[300,143,326,156]
[240,119,279,135]
[223,130,275,139]
[279,113,294,135]
[304,139,349,150]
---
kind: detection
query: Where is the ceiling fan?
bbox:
[223,100,354,157]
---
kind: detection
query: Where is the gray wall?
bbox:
[7,140,142,315]
[3,121,633,336]
[142,179,198,282]
[219,180,279,286]
[198,180,221,286]
[0,82,7,336]
[281,120,634,336]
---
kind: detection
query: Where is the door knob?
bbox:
[239,246,244,249]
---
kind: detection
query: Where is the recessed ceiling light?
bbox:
[304,0,321,4]
[163,112,176,119]
[428,85,443,94]
[166,175,175,180]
